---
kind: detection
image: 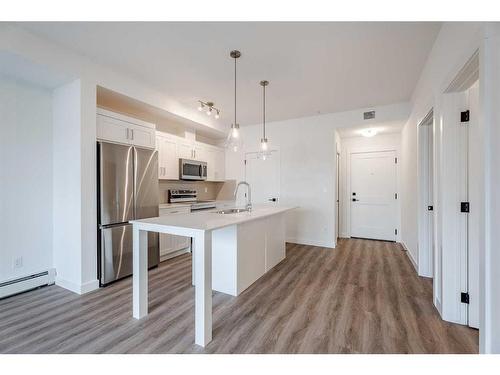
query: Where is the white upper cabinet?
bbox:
[155,131,226,181]
[157,134,179,180]
[96,109,156,149]
[213,148,226,182]
[177,140,195,160]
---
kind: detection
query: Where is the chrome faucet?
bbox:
[234,181,252,211]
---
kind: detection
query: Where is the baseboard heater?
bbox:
[0,269,56,299]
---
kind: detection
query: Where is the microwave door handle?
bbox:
[199,164,203,179]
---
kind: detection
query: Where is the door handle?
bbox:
[352,198,358,202]
[269,198,277,202]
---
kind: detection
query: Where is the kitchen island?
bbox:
[130,204,295,347]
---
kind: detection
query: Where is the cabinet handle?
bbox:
[126,128,130,139]
[131,129,134,140]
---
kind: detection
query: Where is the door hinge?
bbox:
[461,292,470,304]
[395,193,398,200]
[461,202,470,213]
[395,229,398,235]
[461,110,470,122]
[395,157,398,164]
[244,160,247,165]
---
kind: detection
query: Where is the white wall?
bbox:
[0,77,54,282]
[338,133,402,242]
[401,23,483,273]
[398,22,500,352]
[481,23,500,354]
[0,25,220,293]
[226,103,409,248]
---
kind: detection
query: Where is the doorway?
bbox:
[349,150,398,241]
[440,66,480,329]
[244,150,280,204]
[417,110,434,278]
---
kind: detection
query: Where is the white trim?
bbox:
[417,109,435,279]
[401,242,418,273]
[55,277,99,295]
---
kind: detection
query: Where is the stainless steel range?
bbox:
[168,189,216,211]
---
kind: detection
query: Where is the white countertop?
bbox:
[132,204,296,232]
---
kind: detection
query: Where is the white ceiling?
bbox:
[337,121,404,138]
[18,22,441,126]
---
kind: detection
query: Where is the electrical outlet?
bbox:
[13,256,23,269]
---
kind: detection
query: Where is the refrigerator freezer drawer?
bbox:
[100,224,133,285]
[99,224,159,285]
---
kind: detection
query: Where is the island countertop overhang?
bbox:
[130,205,297,232]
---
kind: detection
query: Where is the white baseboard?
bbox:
[400,241,418,272]
[286,237,334,249]
[56,277,99,295]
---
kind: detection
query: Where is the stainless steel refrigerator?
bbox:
[97,141,159,286]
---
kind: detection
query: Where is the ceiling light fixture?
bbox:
[260,80,270,154]
[197,101,220,119]
[360,128,377,137]
[225,50,243,152]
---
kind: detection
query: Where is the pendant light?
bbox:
[225,50,243,152]
[259,80,272,160]
[260,80,269,152]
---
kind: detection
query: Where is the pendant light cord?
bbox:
[234,55,237,127]
[263,83,266,139]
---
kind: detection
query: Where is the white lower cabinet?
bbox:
[211,213,286,296]
[159,207,191,260]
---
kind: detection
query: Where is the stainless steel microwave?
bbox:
[179,158,207,180]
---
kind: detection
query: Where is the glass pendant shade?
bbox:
[226,50,242,152]
[225,123,242,152]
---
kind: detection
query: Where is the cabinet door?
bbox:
[156,135,166,179]
[97,114,130,145]
[214,148,225,181]
[178,141,194,160]
[128,123,156,149]
[193,144,207,162]
[164,138,179,179]
[159,233,175,257]
[205,148,216,181]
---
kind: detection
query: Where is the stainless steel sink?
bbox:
[214,208,250,214]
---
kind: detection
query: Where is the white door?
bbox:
[350,151,397,241]
[245,151,280,205]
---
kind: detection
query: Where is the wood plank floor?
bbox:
[0,239,478,354]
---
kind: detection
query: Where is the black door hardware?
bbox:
[428,205,433,211]
[461,202,470,213]
[268,198,277,202]
[352,192,356,196]
[352,198,358,202]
